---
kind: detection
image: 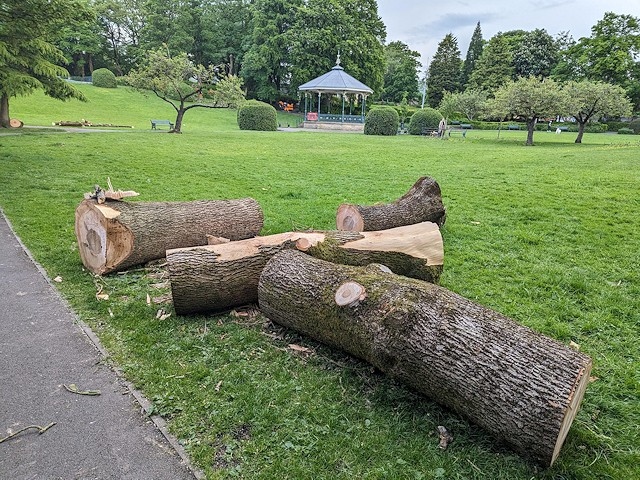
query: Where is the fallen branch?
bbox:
[0,422,56,444]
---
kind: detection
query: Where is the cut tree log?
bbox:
[167,222,443,314]
[336,176,446,231]
[75,198,263,275]
[258,250,592,467]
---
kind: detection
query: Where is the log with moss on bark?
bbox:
[75,198,263,275]
[167,222,443,314]
[257,250,592,467]
[336,176,446,231]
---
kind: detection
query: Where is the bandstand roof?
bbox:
[298,60,373,95]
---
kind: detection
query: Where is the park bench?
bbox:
[421,127,439,136]
[151,119,174,130]
[448,128,467,138]
[460,124,472,129]
[508,124,520,130]
[557,126,569,132]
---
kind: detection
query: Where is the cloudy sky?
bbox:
[377,0,640,71]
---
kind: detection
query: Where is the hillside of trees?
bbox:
[2,0,639,124]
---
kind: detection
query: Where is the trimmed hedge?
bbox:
[618,128,635,135]
[408,108,441,135]
[364,107,399,136]
[92,68,117,88]
[237,100,278,131]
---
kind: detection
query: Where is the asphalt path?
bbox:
[0,212,199,480]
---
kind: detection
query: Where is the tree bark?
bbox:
[258,250,592,467]
[0,94,10,128]
[75,198,263,275]
[336,176,446,231]
[575,122,585,143]
[167,222,443,314]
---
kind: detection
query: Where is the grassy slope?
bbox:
[1,85,639,479]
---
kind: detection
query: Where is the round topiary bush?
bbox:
[237,100,278,131]
[92,68,117,88]
[364,107,399,136]
[408,107,442,135]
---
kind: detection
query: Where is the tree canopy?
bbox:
[0,0,91,127]
[126,48,245,132]
[380,41,421,103]
[426,33,462,107]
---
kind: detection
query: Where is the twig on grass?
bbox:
[0,422,56,443]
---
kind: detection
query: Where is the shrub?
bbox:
[408,108,441,135]
[364,107,399,136]
[618,127,635,135]
[237,100,278,131]
[92,68,117,88]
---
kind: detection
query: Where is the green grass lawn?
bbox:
[1,84,639,479]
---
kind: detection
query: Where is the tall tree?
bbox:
[54,7,103,77]
[94,0,145,75]
[126,48,245,133]
[426,33,462,107]
[242,0,301,102]
[468,33,514,93]
[489,76,567,146]
[512,28,559,78]
[380,41,421,103]
[461,22,483,88]
[204,0,253,75]
[0,0,90,127]
[287,0,386,96]
[439,89,487,121]
[564,80,632,143]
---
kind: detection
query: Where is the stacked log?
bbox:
[167,222,444,314]
[257,250,592,467]
[75,198,263,275]
[336,176,446,231]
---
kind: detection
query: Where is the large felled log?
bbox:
[336,176,446,231]
[258,250,592,467]
[167,222,443,314]
[75,198,263,275]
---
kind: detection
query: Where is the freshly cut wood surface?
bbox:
[75,197,263,274]
[258,250,592,467]
[167,222,443,314]
[336,176,446,231]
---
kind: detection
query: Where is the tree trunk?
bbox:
[336,177,446,231]
[167,222,444,314]
[575,122,585,143]
[173,104,185,133]
[75,198,263,275]
[258,250,592,467]
[526,119,536,146]
[0,94,10,128]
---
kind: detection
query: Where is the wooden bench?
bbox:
[460,124,472,129]
[508,124,520,130]
[151,119,174,130]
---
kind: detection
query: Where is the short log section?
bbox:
[75,198,263,275]
[167,222,444,314]
[336,176,446,231]
[257,250,592,467]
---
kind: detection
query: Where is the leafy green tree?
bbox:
[461,22,483,88]
[287,0,386,96]
[439,89,487,121]
[242,0,301,102]
[426,33,462,107]
[513,29,559,78]
[54,10,103,77]
[558,13,640,110]
[490,76,567,145]
[380,41,421,103]
[126,48,245,132]
[204,0,253,75]
[468,33,514,93]
[563,80,632,143]
[0,0,90,127]
[94,0,145,75]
